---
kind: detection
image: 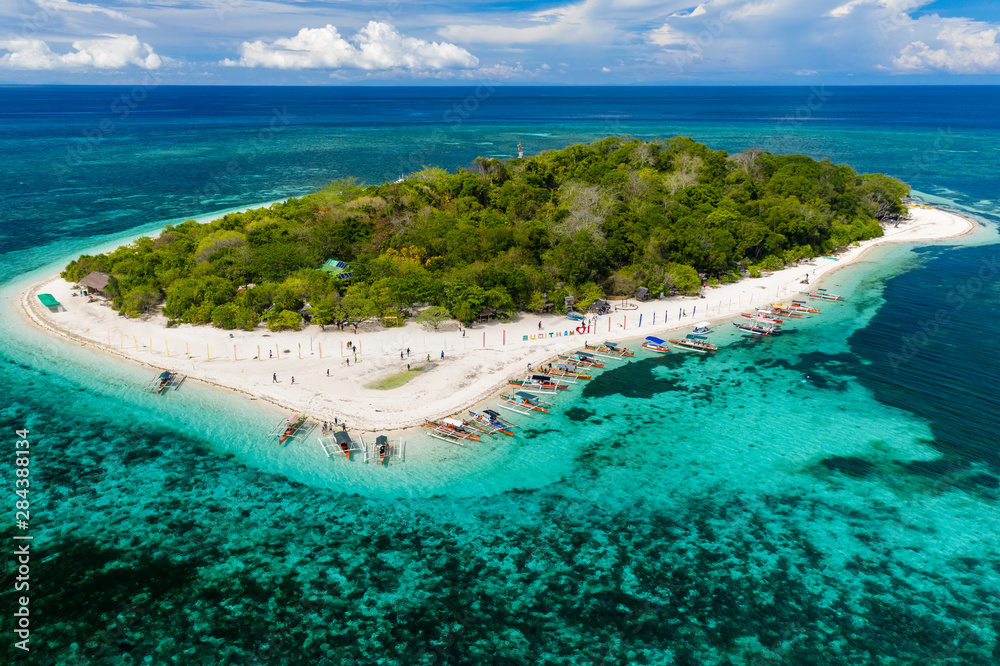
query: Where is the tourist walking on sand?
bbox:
[272,373,277,383]
[538,321,542,330]
[441,350,445,359]
[291,376,295,385]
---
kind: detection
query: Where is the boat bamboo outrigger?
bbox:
[508,374,570,393]
[733,321,781,336]
[270,413,312,445]
[741,312,784,325]
[318,428,363,459]
[668,335,719,353]
[759,305,802,319]
[545,363,591,380]
[424,418,481,444]
[583,341,634,359]
[800,288,846,301]
[785,300,821,313]
[692,321,713,334]
[145,370,185,394]
[468,410,515,436]
[498,391,551,414]
[363,434,404,466]
[641,336,671,353]
[558,351,605,368]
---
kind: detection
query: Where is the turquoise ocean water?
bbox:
[1,86,999,664]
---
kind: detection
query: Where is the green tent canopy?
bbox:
[318,259,353,280]
[37,294,60,308]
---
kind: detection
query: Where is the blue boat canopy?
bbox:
[645,336,665,344]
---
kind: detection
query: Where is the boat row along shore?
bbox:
[144,288,846,469]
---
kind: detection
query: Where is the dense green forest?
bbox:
[62,136,908,331]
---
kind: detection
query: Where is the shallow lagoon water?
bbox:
[2,87,1000,663]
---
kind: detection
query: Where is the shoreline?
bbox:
[18,205,977,437]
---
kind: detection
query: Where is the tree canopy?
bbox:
[62,136,907,329]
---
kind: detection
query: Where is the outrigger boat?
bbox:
[733,321,781,336]
[468,410,515,436]
[741,312,784,325]
[145,370,185,394]
[801,288,845,301]
[508,374,570,393]
[424,418,481,444]
[558,352,604,368]
[364,434,404,466]
[546,363,591,380]
[584,341,634,358]
[692,321,713,334]
[318,429,363,459]
[641,336,671,353]
[759,305,802,319]
[785,300,821,314]
[668,335,719,353]
[498,391,551,414]
[270,413,312,445]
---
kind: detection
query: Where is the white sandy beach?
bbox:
[19,205,975,434]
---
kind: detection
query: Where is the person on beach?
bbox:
[269,350,273,359]
[427,353,431,361]
[400,351,404,359]
[440,350,444,359]
[272,373,277,383]
[326,369,330,377]
[346,358,349,366]
[538,321,542,330]
[354,353,358,363]
[291,376,295,385]
[407,363,410,371]
[406,347,410,356]
[528,363,532,371]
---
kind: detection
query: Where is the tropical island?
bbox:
[59,136,908,330]
[22,136,971,435]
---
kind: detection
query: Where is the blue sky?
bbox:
[1,0,998,83]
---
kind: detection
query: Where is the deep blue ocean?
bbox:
[1,86,999,664]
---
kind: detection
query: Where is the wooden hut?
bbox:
[78,271,111,297]
[634,286,651,301]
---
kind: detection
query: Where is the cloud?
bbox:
[32,0,154,27]
[0,34,161,69]
[894,24,1000,73]
[229,22,478,71]
[439,0,620,45]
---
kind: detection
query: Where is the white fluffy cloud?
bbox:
[230,22,478,71]
[0,34,161,70]
[894,24,1000,73]
[439,0,626,45]
[32,0,154,27]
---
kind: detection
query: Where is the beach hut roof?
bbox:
[79,271,111,291]
[635,286,650,296]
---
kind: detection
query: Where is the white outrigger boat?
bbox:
[468,410,515,436]
[318,428,363,459]
[641,336,671,353]
[424,418,480,445]
[692,321,713,334]
[668,335,719,353]
[270,413,313,445]
[498,391,551,414]
[364,435,404,466]
[583,341,634,359]
[146,370,185,394]
[800,288,845,301]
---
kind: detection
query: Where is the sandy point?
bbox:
[18,205,977,434]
